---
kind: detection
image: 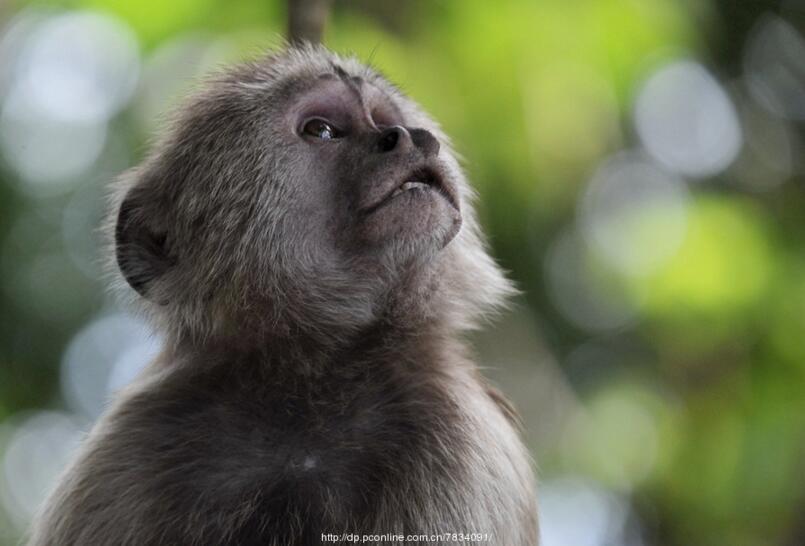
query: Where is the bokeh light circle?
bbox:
[0,412,83,531]
[579,151,690,278]
[635,60,742,178]
[61,312,161,420]
[17,11,140,123]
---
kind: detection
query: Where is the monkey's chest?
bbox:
[179,382,464,539]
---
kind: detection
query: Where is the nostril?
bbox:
[377,126,403,153]
[410,128,439,158]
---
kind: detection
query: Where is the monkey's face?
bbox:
[278,76,462,265]
[114,48,510,342]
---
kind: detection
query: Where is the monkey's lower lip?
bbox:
[364,167,458,215]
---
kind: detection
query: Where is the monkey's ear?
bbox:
[115,190,174,300]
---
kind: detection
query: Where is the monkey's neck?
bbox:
[170,316,456,376]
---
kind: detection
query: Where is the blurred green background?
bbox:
[0,0,804,544]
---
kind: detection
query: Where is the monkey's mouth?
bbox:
[365,167,459,215]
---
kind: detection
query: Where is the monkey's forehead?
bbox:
[237,45,397,97]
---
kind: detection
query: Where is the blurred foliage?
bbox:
[1,0,804,545]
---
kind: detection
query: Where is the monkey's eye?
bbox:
[301,118,342,140]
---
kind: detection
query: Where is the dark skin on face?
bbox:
[284,73,462,258]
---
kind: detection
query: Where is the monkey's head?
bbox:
[113,46,513,346]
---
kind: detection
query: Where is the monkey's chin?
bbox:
[359,186,462,250]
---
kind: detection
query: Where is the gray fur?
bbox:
[27,45,537,546]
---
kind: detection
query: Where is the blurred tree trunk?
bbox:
[287,0,333,45]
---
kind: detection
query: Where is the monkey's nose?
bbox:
[376,126,440,158]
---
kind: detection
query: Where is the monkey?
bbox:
[27,45,538,546]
